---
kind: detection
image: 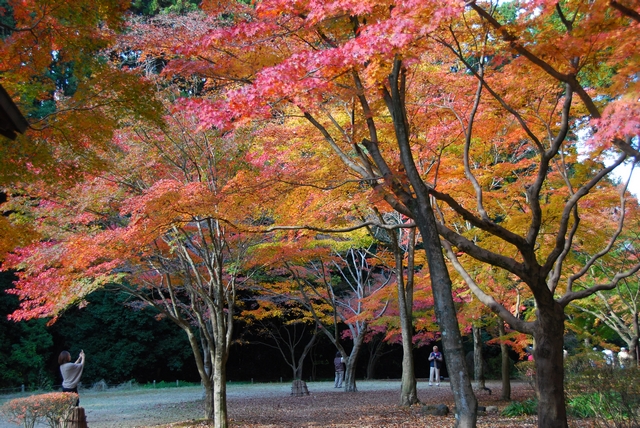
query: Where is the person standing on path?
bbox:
[59,349,85,405]
[618,347,633,368]
[333,352,345,388]
[428,346,443,386]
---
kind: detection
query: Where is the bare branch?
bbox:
[442,239,534,334]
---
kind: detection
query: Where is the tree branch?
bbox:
[465,0,601,118]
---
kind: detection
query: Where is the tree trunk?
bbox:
[293,329,317,380]
[633,312,639,367]
[212,348,228,428]
[473,325,485,390]
[413,201,477,427]
[533,302,567,428]
[399,327,418,406]
[293,364,303,380]
[203,378,214,422]
[384,60,478,427]
[184,327,214,421]
[396,245,418,405]
[343,358,356,392]
[343,330,366,392]
[365,336,384,380]
[310,346,319,381]
[202,335,212,383]
[498,321,511,401]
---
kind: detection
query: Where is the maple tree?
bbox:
[445,249,532,401]
[0,5,276,427]
[369,213,423,405]
[0,4,339,427]
[362,330,394,380]
[141,1,640,427]
[571,282,640,363]
[1,3,639,428]
[243,298,320,381]
[1,94,270,428]
[129,0,201,16]
[253,239,393,393]
[428,4,640,427]
[0,0,162,174]
[0,0,164,261]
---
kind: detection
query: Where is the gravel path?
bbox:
[0,380,407,427]
[0,380,528,427]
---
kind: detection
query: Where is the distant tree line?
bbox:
[2,264,519,391]
[0,271,195,389]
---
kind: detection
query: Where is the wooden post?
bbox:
[65,406,88,428]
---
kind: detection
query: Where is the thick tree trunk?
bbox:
[399,330,418,406]
[343,358,357,392]
[398,292,417,405]
[498,321,511,401]
[383,60,478,427]
[183,327,215,421]
[413,203,477,427]
[533,302,568,428]
[294,365,303,380]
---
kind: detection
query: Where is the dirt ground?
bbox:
[0,379,593,427]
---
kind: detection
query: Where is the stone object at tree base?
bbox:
[420,404,449,416]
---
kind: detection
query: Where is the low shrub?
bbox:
[564,349,608,375]
[0,392,78,428]
[565,362,640,427]
[501,398,538,417]
[115,380,136,390]
[567,393,598,418]
[91,380,108,391]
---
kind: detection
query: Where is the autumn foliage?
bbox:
[1,1,640,427]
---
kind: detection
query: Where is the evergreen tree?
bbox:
[0,272,53,389]
[130,0,201,16]
[52,289,195,385]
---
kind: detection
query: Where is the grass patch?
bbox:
[501,398,537,417]
[139,381,200,389]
